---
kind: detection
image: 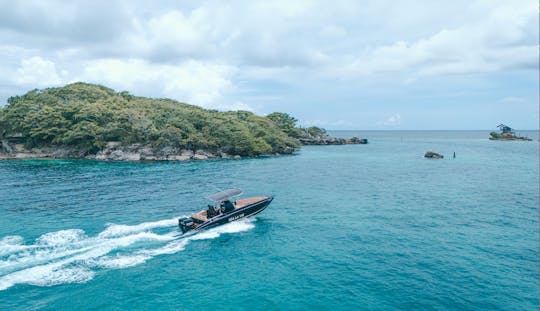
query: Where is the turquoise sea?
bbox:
[0,131,538,310]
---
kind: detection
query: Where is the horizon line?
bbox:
[325,129,539,131]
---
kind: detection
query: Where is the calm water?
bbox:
[0,131,538,310]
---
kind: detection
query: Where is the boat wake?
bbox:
[0,217,256,291]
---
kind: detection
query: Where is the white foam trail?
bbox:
[191,218,256,240]
[0,236,29,257]
[98,218,180,238]
[93,254,151,269]
[0,263,95,291]
[0,236,25,245]
[0,216,257,291]
[36,229,86,245]
[138,239,190,257]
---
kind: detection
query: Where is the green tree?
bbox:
[266,112,297,132]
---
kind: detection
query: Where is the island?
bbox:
[0,83,367,161]
[489,124,532,141]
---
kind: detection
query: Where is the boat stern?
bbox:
[178,217,196,234]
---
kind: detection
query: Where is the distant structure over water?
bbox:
[489,124,532,141]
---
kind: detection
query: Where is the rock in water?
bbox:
[424,151,443,159]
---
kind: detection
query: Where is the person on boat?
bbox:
[221,200,235,213]
[207,205,220,218]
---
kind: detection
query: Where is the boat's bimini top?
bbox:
[206,188,243,202]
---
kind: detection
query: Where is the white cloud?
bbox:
[213,101,254,112]
[14,56,63,86]
[0,0,537,129]
[382,114,402,127]
[498,96,528,105]
[252,0,313,18]
[300,119,353,128]
[0,1,130,43]
[2,1,537,81]
[82,58,248,111]
[341,1,537,79]
[127,8,215,59]
[319,25,347,38]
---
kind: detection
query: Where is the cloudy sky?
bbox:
[0,0,537,129]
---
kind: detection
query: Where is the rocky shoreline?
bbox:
[0,141,255,161]
[0,135,366,161]
[297,131,368,145]
[299,136,367,145]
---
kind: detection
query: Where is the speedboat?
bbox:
[178,188,273,234]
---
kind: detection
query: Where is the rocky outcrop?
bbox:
[489,132,532,141]
[89,144,242,161]
[1,139,14,153]
[0,143,89,159]
[0,140,249,161]
[299,135,368,145]
[424,151,443,159]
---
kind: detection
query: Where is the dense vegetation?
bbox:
[489,132,502,139]
[0,83,301,156]
[266,112,328,139]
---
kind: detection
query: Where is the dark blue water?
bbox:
[0,131,538,310]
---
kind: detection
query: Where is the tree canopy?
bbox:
[266,112,297,132]
[0,83,300,156]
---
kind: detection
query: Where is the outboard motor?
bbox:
[179,217,196,234]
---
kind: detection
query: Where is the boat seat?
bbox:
[191,210,208,223]
[234,197,265,208]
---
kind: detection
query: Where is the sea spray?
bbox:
[0,236,28,257]
[98,218,180,238]
[0,217,257,290]
[191,218,256,240]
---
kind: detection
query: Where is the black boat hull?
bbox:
[179,196,273,234]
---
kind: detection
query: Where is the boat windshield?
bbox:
[206,188,243,202]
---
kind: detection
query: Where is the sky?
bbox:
[0,0,537,130]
